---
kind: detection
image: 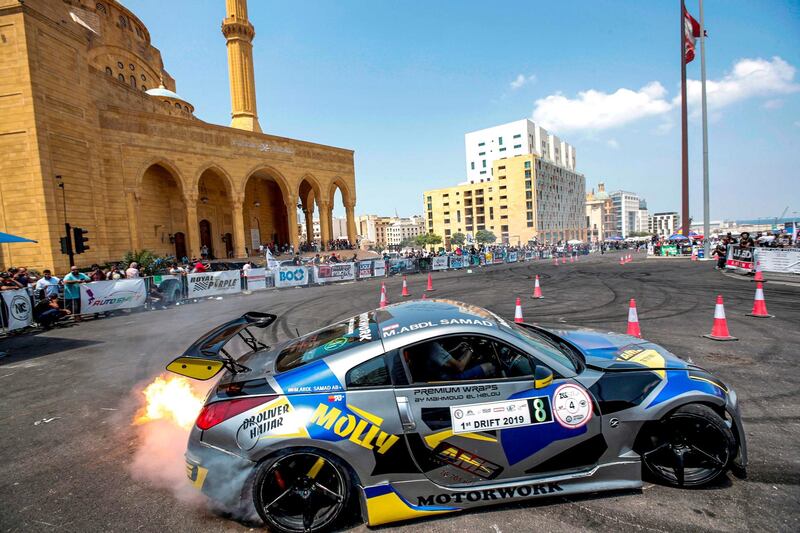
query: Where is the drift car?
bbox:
[168,299,747,532]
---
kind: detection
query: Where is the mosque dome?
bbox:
[145,83,194,116]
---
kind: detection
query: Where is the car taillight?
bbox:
[196,395,277,431]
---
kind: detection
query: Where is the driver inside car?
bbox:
[424,340,496,381]
[496,344,534,377]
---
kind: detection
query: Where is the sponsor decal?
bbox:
[417,482,563,506]
[413,384,501,403]
[323,337,348,351]
[615,347,666,378]
[80,279,147,312]
[315,263,355,283]
[382,318,493,338]
[235,397,306,450]
[451,397,552,434]
[552,384,592,429]
[432,443,502,480]
[187,271,241,297]
[9,293,30,321]
[309,403,399,454]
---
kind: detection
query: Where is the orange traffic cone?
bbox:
[703,295,738,341]
[379,283,388,308]
[401,276,410,297]
[514,297,524,323]
[619,256,625,266]
[532,275,544,299]
[747,281,773,318]
[626,298,641,338]
[553,257,558,266]
[752,270,766,283]
[569,255,574,263]
[561,256,567,264]
[426,273,435,291]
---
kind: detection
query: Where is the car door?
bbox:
[391,333,605,487]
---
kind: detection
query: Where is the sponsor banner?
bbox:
[449,256,464,269]
[507,251,518,263]
[451,397,552,434]
[493,251,505,264]
[524,251,536,261]
[1,288,33,330]
[725,245,754,270]
[388,258,417,275]
[357,260,386,279]
[80,278,147,313]
[151,274,178,288]
[373,260,386,277]
[315,263,356,283]
[432,256,449,270]
[275,266,309,288]
[755,248,800,274]
[245,267,268,291]
[187,270,241,298]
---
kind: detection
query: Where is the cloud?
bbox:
[681,56,799,111]
[606,138,620,149]
[762,98,784,110]
[510,73,536,90]
[532,82,671,133]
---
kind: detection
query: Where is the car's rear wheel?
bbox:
[638,403,735,488]
[253,449,351,533]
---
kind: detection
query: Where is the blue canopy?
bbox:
[667,234,689,241]
[0,232,37,244]
[606,235,624,241]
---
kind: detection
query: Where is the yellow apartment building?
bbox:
[424,154,586,247]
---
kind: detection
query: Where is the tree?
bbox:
[475,229,497,245]
[399,237,417,249]
[450,232,466,246]
[427,233,443,246]
[415,233,442,248]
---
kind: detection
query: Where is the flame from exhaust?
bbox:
[134,374,206,430]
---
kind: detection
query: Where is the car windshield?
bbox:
[506,323,583,373]
[275,312,379,372]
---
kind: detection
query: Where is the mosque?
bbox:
[0,0,357,271]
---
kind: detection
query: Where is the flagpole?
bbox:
[699,0,710,260]
[680,0,690,240]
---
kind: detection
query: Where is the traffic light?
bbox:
[73,227,90,254]
[60,236,71,255]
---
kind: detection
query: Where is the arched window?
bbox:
[175,102,181,109]
[117,61,123,69]
[118,73,125,83]
[184,105,190,112]
[118,15,127,29]
[129,63,135,71]
[130,75,136,88]
[141,85,147,91]
[140,74,146,82]
[96,3,106,15]
[105,66,112,76]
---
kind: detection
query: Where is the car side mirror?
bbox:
[534,365,553,389]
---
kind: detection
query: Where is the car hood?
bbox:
[542,325,690,372]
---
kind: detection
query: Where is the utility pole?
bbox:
[680,0,690,241]
[700,0,711,260]
[56,175,74,267]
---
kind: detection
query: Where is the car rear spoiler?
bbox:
[166,311,276,380]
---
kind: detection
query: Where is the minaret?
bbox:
[221,0,261,132]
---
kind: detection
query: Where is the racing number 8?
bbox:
[532,398,547,422]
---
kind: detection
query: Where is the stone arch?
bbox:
[242,163,292,202]
[242,165,294,251]
[297,173,324,206]
[133,156,184,193]
[136,160,188,258]
[327,176,354,208]
[193,162,236,200]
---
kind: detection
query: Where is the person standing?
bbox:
[106,264,125,280]
[125,262,140,278]
[34,270,61,300]
[63,266,89,318]
[89,264,106,281]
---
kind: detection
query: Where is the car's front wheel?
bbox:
[252,449,352,533]
[637,403,735,488]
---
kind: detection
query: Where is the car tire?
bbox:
[252,448,352,533]
[637,403,735,488]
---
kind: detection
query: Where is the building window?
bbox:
[513,133,521,138]
[482,160,486,168]
[524,161,531,169]
[470,162,475,170]
[130,76,137,88]
[175,102,182,109]
[526,201,532,210]
[499,147,506,152]
[526,212,533,221]
[129,63,135,71]
[478,152,485,156]
[141,85,147,91]
[525,170,532,178]
[119,15,127,29]
[526,191,532,199]
[118,73,125,82]
[527,221,534,228]
[117,61,124,69]
[141,74,147,81]
[96,3,107,15]
[478,142,485,147]
[513,144,522,149]
[498,137,503,145]
[105,66,113,75]
[525,180,531,189]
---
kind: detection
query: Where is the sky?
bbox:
[123,0,800,221]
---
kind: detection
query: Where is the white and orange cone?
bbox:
[703,295,738,341]
[514,297,524,323]
[747,281,773,318]
[532,275,544,299]
[569,254,574,263]
[426,273,435,291]
[626,298,641,338]
[379,283,388,308]
[619,256,625,266]
[561,256,567,265]
[401,276,410,297]
[553,256,558,266]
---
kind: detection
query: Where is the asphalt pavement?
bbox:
[1,252,798,532]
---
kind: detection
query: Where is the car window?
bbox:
[346,356,391,388]
[276,312,379,372]
[504,323,578,372]
[491,339,538,378]
[403,335,504,384]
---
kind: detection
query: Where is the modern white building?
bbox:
[386,216,426,247]
[464,119,576,183]
[651,212,679,238]
[635,199,650,235]
[610,191,644,238]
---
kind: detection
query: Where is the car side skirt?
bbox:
[361,460,641,527]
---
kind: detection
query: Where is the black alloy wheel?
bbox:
[253,450,351,533]
[638,404,735,488]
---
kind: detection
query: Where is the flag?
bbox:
[684,5,701,63]
[264,247,279,270]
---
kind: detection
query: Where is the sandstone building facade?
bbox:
[0,0,357,271]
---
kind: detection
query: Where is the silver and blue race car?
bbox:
[168,299,747,532]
